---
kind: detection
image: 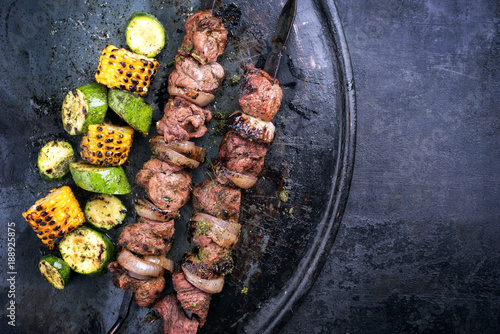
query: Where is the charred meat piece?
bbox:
[157,96,212,142]
[182,245,233,279]
[108,261,165,307]
[146,170,192,212]
[192,178,241,224]
[155,295,200,334]
[180,10,228,65]
[118,219,175,256]
[136,157,184,189]
[168,55,225,107]
[218,130,267,177]
[239,65,283,122]
[172,272,211,328]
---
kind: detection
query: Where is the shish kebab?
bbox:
[108,0,297,333]
[107,2,228,333]
[154,0,297,333]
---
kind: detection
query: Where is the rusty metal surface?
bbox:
[0,0,355,333]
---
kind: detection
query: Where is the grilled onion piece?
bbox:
[134,198,177,222]
[190,213,241,249]
[213,161,258,189]
[117,249,164,277]
[228,111,275,143]
[168,85,215,107]
[182,264,224,294]
[143,255,175,273]
[166,141,207,163]
[151,136,201,169]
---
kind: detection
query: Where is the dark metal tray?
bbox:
[0,0,355,333]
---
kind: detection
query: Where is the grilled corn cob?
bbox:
[81,123,134,166]
[22,186,85,250]
[95,44,159,97]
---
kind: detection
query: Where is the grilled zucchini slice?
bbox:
[85,194,127,230]
[61,83,108,135]
[69,161,131,195]
[37,140,75,180]
[108,89,153,136]
[59,226,115,276]
[39,254,71,289]
[126,12,166,58]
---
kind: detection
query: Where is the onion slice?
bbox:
[213,161,258,189]
[228,111,275,143]
[191,213,241,249]
[117,249,164,277]
[166,141,207,163]
[128,271,150,281]
[143,256,175,273]
[151,136,200,169]
[168,85,215,107]
[182,265,225,294]
[135,198,177,222]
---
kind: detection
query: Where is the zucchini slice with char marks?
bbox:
[37,140,75,180]
[39,254,71,289]
[85,194,127,230]
[59,226,115,276]
[61,83,108,135]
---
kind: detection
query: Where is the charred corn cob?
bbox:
[81,123,134,166]
[95,45,159,97]
[22,186,85,250]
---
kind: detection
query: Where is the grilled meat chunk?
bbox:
[118,219,175,256]
[172,272,211,328]
[180,10,227,65]
[218,130,267,177]
[146,170,192,212]
[182,245,233,279]
[108,261,165,307]
[192,178,241,224]
[168,55,225,106]
[239,65,283,122]
[157,97,212,142]
[136,157,184,188]
[155,295,200,334]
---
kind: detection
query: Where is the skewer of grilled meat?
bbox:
[108,8,228,320]
[154,65,284,333]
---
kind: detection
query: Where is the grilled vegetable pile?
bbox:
[23,11,166,290]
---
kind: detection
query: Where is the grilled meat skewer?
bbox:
[108,9,228,330]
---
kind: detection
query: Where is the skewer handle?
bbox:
[107,289,134,334]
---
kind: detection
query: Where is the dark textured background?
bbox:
[282,0,500,333]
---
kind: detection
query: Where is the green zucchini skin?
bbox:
[108,89,153,136]
[59,226,115,276]
[39,254,71,289]
[62,83,107,135]
[126,12,166,58]
[85,194,127,230]
[37,140,75,180]
[70,161,131,195]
